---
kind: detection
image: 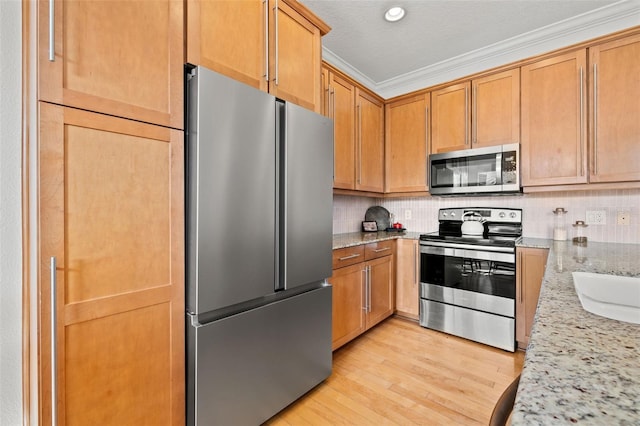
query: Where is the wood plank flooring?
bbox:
[264,316,524,425]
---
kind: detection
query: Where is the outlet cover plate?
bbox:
[586,210,607,225]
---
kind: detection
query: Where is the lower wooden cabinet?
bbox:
[516,247,549,349]
[330,241,395,350]
[37,103,185,425]
[395,239,420,320]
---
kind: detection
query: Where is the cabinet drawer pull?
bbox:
[338,253,361,261]
[373,247,390,253]
[593,63,598,175]
[50,256,57,424]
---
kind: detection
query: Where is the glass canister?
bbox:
[552,208,568,241]
[572,220,588,245]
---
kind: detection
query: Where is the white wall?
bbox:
[0,0,23,424]
[334,189,640,244]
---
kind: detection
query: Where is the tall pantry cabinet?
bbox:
[31,1,185,424]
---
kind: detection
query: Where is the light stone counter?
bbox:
[332,231,422,249]
[512,241,640,424]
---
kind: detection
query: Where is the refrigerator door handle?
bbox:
[276,101,285,291]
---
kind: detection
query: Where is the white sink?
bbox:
[572,272,640,324]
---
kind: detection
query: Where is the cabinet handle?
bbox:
[579,67,584,176]
[518,252,523,304]
[425,105,429,187]
[464,86,469,145]
[362,268,368,312]
[373,247,390,253]
[472,85,477,145]
[48,0,55,61]
[357,103,362,185]
[273,0,279,85]
[413,242,418,287]
[50,256,57,425]
[593,63,598,175]
[338,253,361,261]
[263,0,269,81]
[367,265,372,313]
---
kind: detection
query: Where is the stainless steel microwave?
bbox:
[428,143,520,196]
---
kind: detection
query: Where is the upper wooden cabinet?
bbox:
[38,0,184,129]
[323,65,384,193]
[325,70,356,189]
[385,94,430,193]
[588,34,640,183]
[472,69,520,148]
[187,0,329,113]
[38,103,185,425]
[521,49,588,186]
[431,82,470,153]
[431,70,520,154]
[356,88,385,192]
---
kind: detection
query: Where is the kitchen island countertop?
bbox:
[511,241,640,424]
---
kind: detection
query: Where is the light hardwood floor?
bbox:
[265,316,525,425]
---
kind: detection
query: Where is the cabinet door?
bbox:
[328,72,356,190]
[269,0,322,112]
[329,263,366,350]
[395,239,419,320]
[472,69,520,148]
[366,255,395,329]
[187,0,268,93]
[38,103,184,425]
[385,94,429,193]
[431,82,471,153]
[516,248,549,349]
[39,0,183,129]
[521,50,588,186]
[356,89,385,192]
[589,34,640,183]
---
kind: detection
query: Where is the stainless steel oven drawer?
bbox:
[420,283,514,317]
[419,299,515,352]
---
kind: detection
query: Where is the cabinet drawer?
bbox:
[332,245,365,269]
[365,240,395,260]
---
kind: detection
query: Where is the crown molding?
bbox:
[322,0,640,99]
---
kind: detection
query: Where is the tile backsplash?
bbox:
[333,189,640,244]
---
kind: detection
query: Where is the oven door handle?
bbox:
[419,240,515,253]
[420,244,515,264]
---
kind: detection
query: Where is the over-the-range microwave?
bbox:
[428,143,521,196]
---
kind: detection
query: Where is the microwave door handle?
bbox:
[496,152,503,185]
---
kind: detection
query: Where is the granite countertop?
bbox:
[332,231,422,249]
[511,241,640,424]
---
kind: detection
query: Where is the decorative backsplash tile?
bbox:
[333,189,640,244]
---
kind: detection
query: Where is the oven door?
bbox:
[419,243,516,351]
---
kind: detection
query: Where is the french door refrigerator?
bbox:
[185,65,334,425]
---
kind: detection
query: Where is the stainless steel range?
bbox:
[419,207,522,352]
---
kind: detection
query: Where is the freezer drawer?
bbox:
[187,285,332,425]
[420,299,515,352]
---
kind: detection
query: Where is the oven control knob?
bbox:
[450,212,456,217]
[499,212,506,218]
[510,212,517,218]
[443,212,448,217]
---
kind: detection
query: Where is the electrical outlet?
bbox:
[617,211,630,225]
[586,210,607,225]
[404,209,412,220]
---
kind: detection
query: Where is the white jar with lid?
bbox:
[552,208,568,241]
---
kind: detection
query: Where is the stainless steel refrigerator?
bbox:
[185,66,334,425]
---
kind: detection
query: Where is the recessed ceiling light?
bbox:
[384,6,406,22]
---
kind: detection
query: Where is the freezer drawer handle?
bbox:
[338,253,361,261]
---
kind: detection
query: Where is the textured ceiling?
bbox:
[300,0,639,97]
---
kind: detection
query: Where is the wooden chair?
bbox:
[489,374,521,426]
